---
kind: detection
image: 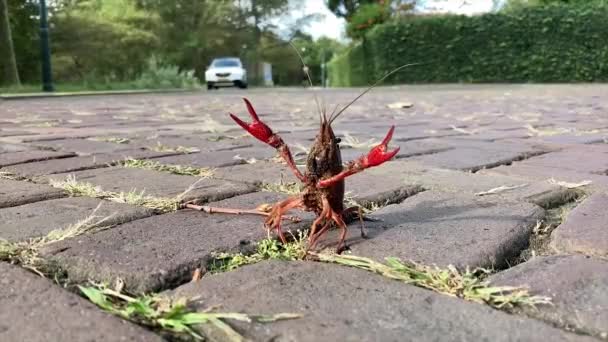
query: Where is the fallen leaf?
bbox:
[548,178,592,189]
[387,102,413,109]
[256,203,273,213]
[114,278,125,293]
[475,184,528,196]
[191,268,203,282]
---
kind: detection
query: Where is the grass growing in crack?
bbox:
[23,121,59,128]
[210,231,308,273]
[108,190,180,212]
[0,171,22,181]
[88,136,130,144]
[260,181,303,195]
[121,158,214,177]
[311,253,551,310]
[50,175,104,198]
[79,283,301,341]
[149,142,199,154]
[49,175,180,213]
[344,191,388,214]
[0,205,113,273]
[517,192,586,262]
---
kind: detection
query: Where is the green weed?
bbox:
[210,231,308,273]
[120,158,214,177]
[79,283,300,341]
[311,253,551,310]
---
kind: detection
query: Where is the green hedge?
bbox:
[329,4,608,85]
[327,43,371,87]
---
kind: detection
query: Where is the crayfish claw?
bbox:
[364,126,400,167]
[242,98,260,121]
[228,99,278,147]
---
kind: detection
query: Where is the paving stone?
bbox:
[0,197,152,242]
[550,193,608,257]
[151,150,246,168]
[535,134,608,146]
[323,190,544,269]
[382,160,573,207]
[447,129,532,142]
[213,161,299,185]
[408,141,549,172]
[45,167,255,203]
[42,192,310,293]
[509,145,608,175]
[30,138,135,155]
[0,150,75,167]
[128,134,254,152]
[4,149,179,178]
[491,255,608,339]
[0,130,36,137]
[342,161,425,207]
[170,260,593,342]
[229,145,279,161]
[338,138,453,161]
[0,179,65,208]
[483,164,608,192]
[0,262,164,342]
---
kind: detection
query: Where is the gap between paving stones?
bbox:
[47,174,188,213]
[508,189,587,266]
[1,203,119,275]
[0,197,152,243]
[0,150,77,167]
[119,158,216,177]
[469,150,551,173]
[2,149,187,179]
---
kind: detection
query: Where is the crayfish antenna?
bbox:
[328,62,423,125]
[289,41,326,124]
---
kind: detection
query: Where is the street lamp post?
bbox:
[39,0,53,92]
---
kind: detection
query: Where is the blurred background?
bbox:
[1,0,607,93]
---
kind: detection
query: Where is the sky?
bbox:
[298,0,500,41]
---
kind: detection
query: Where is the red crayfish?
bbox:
[187,64,415,252]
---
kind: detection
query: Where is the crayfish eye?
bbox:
[335,138,341,144]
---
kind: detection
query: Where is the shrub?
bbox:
[329,3,608,85]
[133,58,200,89]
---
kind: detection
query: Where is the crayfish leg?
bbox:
[342,206,367,239]
[264,196,303,243]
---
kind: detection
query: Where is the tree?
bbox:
[136,0,250,78]
[346,2,391,39]
[237,0,289,84]
[0,0,20,86]
[7,0,39,83]
[51,0,160,81]
[327,0,376,19]
[291,36,345,85]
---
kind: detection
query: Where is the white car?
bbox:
[204,57,248,90]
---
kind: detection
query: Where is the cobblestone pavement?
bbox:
[1,85,607,341]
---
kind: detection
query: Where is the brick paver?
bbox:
[1,85,607,340]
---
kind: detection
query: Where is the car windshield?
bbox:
[212,59,240,67]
